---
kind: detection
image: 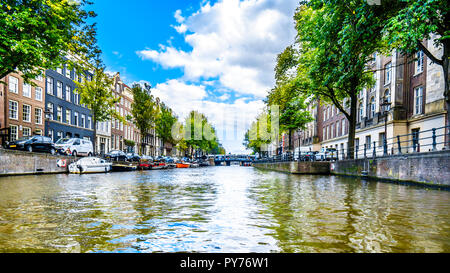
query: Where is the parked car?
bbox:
[315,148,337,161]
[105,150,128,162]
[294,147,312,161]
[126,153,141,162]
[6,135,56,155]
[303,151,318,161]
[55,138,93,157]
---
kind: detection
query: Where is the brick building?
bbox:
[1,72,46,142]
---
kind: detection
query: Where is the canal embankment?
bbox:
[253,150,450,190]
[0,148,75,176]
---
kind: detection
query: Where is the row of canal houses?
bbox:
[0,65,171,157]
[270,37,448,157]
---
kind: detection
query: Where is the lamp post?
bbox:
[380,98,391,156]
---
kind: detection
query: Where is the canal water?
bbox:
[0,166,449,253]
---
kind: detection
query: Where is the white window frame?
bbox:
[74,112,79,127]
[65,86,71,102]
[35,87,43,101]
[23,83,32,98]
[65,109,71,124]
[414,86,424,115]
[57,106,62,122]
[35,108,43,125]
[23,104,32,123]
[385,62,392,85]
[57,81,63,98]
[415,51,424,74]
[23,127,31,137]
[9,76,19,94]
[9,100,18,120]
[47,77,54,95]
[10,125,18,141]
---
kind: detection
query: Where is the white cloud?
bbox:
[136,0,298,153]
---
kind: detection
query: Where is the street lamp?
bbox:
[380,98,391,156]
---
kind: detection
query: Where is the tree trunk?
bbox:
[93,116,97,155]
[443,41,450,149]
[347,95,358,159]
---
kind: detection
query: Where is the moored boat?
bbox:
[68,157,112,174]
[151,162,167,170]
[176,163,190,168]
[112,162,138,172]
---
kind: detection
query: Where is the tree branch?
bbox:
[417,41,443,66]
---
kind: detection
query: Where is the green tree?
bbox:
[75,54,123,154]
[383,0,450,135]
[183,111,220,157]
[155,103,178,147]
[0,0,97,82]
[130,83,159,155]
[292,0,400,158]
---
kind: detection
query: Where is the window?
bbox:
[57,81,63,98]
[23,127,31,137]
[370,97,376,118]
[9,100,18,119]
[23,84,32,98]
[46,77,54,95]
[415,51,424,74]
[379,132,386,147]
[81,114,85,128]
[48,130,54,141]
[23,104,31,122]
[414,86,423,115]
[35,129,42,136]
[57,131,63,141]
[385,62,392,85]
[74,93,79,105]
[323,128,326,140]
[88,117,92,129]
[9,76,19,93]
[35,87,43,101]
[65,109,71,124]
[35,74,43,82]
[56,66,63,74]
[10,125,18,141]
[65,86,71,102]
[57,106,62,122]
[65,64,71,78]
[384,89,391,111]
[47,103,54,121]
[35,108,43,125]
[366,135,372,149]
[74,112,79,126]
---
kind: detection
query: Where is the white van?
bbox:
[55,138,94,157]
[294,147,312,160]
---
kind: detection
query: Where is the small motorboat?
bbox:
[112,162,138,172]
[176,163,190,168]
[68,157,112,174]
[190,163,199,168]
[151,162,167,170]
[138,162,152,170]
[199,161,210,167]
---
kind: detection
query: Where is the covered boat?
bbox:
[68,157,112,174]
[151,162,167,170]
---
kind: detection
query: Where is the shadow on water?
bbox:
[0,167,449,253]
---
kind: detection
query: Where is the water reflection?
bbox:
[0,166,448,253]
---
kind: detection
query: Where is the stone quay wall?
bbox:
[253,161,330,174]
[0,148,75,176]
[253,150,450,189]
[330,150,450,188]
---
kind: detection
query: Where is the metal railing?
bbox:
[255,125,450,163]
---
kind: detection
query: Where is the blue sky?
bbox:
[91,0,298,154]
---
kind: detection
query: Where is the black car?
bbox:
[105,150,128,161]
[126,153,141,162]
[7,135,56,155]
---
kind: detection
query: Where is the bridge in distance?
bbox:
[210,154,256,166]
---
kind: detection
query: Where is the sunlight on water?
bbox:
[0,166,449,253]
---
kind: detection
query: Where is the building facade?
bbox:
[1,72,46,141]
[45,64,94,143]
[292,39,447,157]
